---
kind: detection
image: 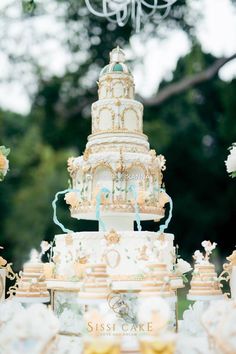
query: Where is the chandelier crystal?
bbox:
[85,0,177,32]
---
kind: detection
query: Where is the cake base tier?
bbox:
[53,231,174,280]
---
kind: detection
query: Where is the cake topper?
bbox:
[193,241,217,264]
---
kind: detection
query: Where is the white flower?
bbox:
[40,241,51,254]
[201,240,217,254]
[182,301,206,335]
[0,300,23,328]
[225,144,236,175]
[175,259,192,275]
[138,297,170,334]
[0,303,59,354]
[193,250,204,264]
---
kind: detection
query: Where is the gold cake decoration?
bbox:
[104,229,121,246]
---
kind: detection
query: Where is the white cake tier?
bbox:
[98,72,134,100]
[91,98,143,135]
[86,131,149,153]
[53,232,174,281]
[67,145,166,221]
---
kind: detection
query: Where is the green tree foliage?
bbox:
[144,47,236,259]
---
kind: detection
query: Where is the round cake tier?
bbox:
[98,72,134,100]
[67,145,166,222]
[91,98,143,135]
[53,231,174,281]
[86,131,149,152]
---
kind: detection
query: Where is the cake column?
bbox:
[100,215,133,231]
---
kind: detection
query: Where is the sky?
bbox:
[0,0,236,114]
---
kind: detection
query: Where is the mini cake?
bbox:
[79,263,111,301]
[14,252,50,303]
[188,241,223,300]
[139,263,176,299]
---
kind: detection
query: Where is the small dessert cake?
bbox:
[139,264,176,299]
[188,241,223,301]
[14,255,50,303]
[188,263,222,298]
[79,263,111,301]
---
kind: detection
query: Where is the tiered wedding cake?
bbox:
[50,48,182,339]
[53,47,175,281]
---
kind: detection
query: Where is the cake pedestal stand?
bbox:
[187,294,225,302]
[12,296,50,304]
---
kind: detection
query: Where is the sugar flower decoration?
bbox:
[225,143,236,178]
[0,146,10,182]
[175,259,192,275]
[193,250,204,264]
[182,302,206,336]
[40,241,51,254]
[65,191,78,207]
[201,240,217,261]
[223,250,236,273]
[157,154,166,171]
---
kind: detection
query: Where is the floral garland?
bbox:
[0,146,10,182]
[225,143,236,178]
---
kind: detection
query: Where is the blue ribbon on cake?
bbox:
[52,188,81,233]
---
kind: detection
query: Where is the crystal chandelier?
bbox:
[85,0,177,32]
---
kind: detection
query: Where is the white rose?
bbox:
[40,241,51,254]
[175,259,192,275]
[193,250,204,263]
[225,145,236,173]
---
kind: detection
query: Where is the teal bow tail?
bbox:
[128,184,142,231]
[95,187,111,232]
[159,190,173,234]
[52,188,81,233]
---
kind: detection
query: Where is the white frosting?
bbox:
[53,232,174,279]
[87,132,149,150]
[72,151,152,167]
[92,98,143,134]
[98,72,134,100]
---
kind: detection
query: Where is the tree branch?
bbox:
[143,53,236,107]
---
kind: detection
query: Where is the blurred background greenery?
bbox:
[0,0,235,271]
